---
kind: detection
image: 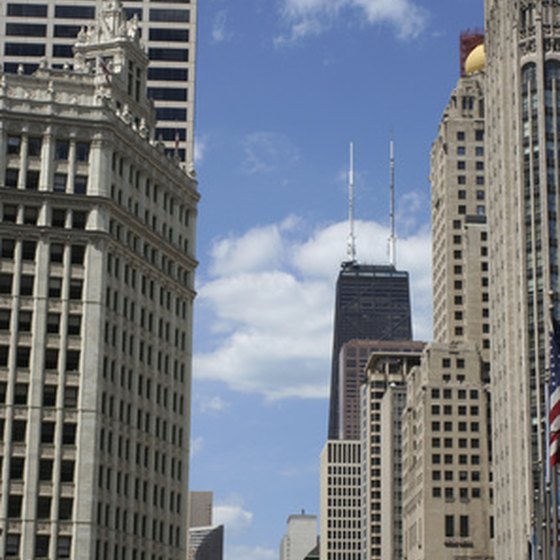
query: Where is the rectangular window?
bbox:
[74,175,88,194]
[21,241,36,260]
[7,4,48,17]
[50,243,64,263]
[53,173,67,192]
[54,6,95,18]
[5,168,18,187]
[445,515,454,537]
[55,140,69,160]
[48,277,62,298]
[75,142,90,162]
[460,515,469,537]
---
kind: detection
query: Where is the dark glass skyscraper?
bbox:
[327,261,412,439]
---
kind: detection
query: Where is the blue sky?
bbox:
[190,1,483,559]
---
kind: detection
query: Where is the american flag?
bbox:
[550,319,560,467]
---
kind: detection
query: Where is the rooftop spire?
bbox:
[347,142,357,263]
[388,138,397,267]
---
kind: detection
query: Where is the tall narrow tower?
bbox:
[485,2,560,557]
[327,147,413,440]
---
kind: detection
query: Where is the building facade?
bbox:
[359,343,424,560]
[279,512,318,560]
[402,342,493,560]
[319,440,361,560]
[484,2,560,556]
[0,3,198,558]
[430,59,490,366]
[328,262,412,439]
[0,0,197,165]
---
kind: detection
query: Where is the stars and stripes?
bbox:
[550,319,560,467]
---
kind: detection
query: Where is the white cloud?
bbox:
[194,215,432,400]
[214,499,253,534]
[227,545,276,560]
[242,132,300,174]
[190,436,204,457]
[197,395,229,413]
[275,0,428,45]
[211,10,233,43]
[194,136,208,165]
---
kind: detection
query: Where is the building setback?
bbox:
[0,0,197,165]
[328,262,412,440]
[484,1,560,556]
[0,2,198,558]
[279,512,318,560]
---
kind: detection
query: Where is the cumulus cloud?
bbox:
[194,215,432,400]
[242,132,300,175]
[214,499,253,534]
[275,0,428,45]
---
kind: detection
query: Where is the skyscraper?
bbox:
[0,3,198,558]
[0,0,197,165]
[484,2,560,557]
[279,512,318,560]
[327,262,412,439]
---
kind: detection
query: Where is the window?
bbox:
[59,498,73,520]
[71,245,85,265]
[475,130,484,141]
[457,146,465,155]
[457,160,465,170]
[37,497,51,519]
[41,421,55,444]
[54,6,95,18]
[60,460,75,482]
[48,277,62,298]
[47,313,60,334]
[150,8,191,21]
[17,275,31,296]
[55,140,70,160]
[9,457,24,479]
[24,206,39,224]
[21,240,36,260]
[475,146,484,156]
[52,209,66,228]
[64,386,78,408]
[28,137,42,156]
[39,459,53,481]
[16,348,30,369]
[44,348,58,369]
[43,385,57,406]
[57,536,72,558]
[18,311,32,332]
[7,136,21,155]
[8,4,48,17]
[35,535,49,557]
[69,279,82,299]
[460,515,470,537]
[1,239,15,259]
[54,24,81,38]
[0,309,10,329]
[75,142,90,162]
[67,315,81,336]
[50,243,64,263]
[151,68,188,82]
[5,533,20,556]
[74,175,88,194]
[66,350,80,371]
[445,515,454,537]
[456,131,465,141]
[5,168,18,187]
[3,204,17,222]
[11,420,26,442]
[150,28,189,42]
[458,175,466,184]
[53,173,67,192]
[149,48,189,62]
[148,88,188,101]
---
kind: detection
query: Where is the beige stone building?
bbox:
[0,3,198,558]
[484,2,560,557]
[431,61,489,366]
[319,440,361,560]
[402,342,493,560]
[359,343,424,560]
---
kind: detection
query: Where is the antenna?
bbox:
[388,138,397,267]
[347,142,357,263]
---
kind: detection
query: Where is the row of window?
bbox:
[5,534,71,558]
[0,241,87,265]
[7,135,90,161]
[1,208,87,228]
[0,309,81,336]
[6,4,190,21]
[4,168,88,193]
[3,43,191,62]
[0,346,80,370]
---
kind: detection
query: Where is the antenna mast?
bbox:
[388,139,397,267]
[347,142,357,263]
